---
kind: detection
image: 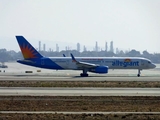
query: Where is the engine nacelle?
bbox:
[89,66,108,74]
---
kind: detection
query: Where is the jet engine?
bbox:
[89,66,108,74]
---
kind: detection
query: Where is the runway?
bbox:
[0,62,159,81]
[0,73,159,97]
[0,62,160,97]
[0,64,160,118]
[0,87,160,96]
[0,74,160,81]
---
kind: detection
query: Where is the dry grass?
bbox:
[0,96,160,119]
[0,81,160,87]
[0,113,160,120]
[0,80,160,119]
[0,96,160,112]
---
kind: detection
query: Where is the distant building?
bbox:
[110,41,114,53]
[65,46,68,51]
[105,41,108,52]
[95,41,98,52]
[77,43,80,52]
[43,44,46,51]
[56,44,59,52]
[83,45,87,52]
[38,41,41,52]
[49,48,52,52]
[67,46,70,50]
[116,48,119,54]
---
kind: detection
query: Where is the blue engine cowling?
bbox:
[89,66,108,74]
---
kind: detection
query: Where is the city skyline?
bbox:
[36,40,151,54]
[0,0,160,53]
[0,36,158,54]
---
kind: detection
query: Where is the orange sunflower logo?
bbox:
[20,44,37,59]
[124,59,131,62]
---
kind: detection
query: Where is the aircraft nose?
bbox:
[151,63,156,68]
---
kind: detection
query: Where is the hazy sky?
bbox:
[0,0,160,53]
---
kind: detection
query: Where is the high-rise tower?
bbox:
[43,44,46,51]
[38,41,41,52]
[95,41,98,52]
[105,41,108,52]
[77,43,80,52]
[83,45,87,52]
[110,41,114,53]
[56,44,59,52]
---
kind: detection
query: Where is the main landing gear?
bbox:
[80,69,88,77]
[137,69,141,77]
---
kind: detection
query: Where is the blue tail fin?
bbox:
[16,36,43,59]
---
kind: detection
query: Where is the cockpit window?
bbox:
[148,61,151,64]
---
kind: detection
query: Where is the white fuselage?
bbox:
[49,57,156,70]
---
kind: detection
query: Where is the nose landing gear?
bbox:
[137,69,141,77]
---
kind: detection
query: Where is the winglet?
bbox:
[16,36,43,59]
[70,53,77,63]
[63,54,66,57]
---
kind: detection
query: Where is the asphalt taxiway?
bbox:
[0,87,160,96]
[0,74,160,81]
[0,68,159,96]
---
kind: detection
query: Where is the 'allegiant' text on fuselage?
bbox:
[112,60,139,67]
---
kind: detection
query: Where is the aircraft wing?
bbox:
[70,53,99,68]
[76,61,98,68]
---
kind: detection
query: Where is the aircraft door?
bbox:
[141,60,144,66]
[141,60,147,68]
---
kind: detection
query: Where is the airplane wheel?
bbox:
[80,73,83,77]
[80,73,88,77]
[137,74,140,77]
[85,74,88,77]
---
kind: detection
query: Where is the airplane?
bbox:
[16,36,156,77]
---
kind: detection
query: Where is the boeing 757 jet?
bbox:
[16,36,156,77]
